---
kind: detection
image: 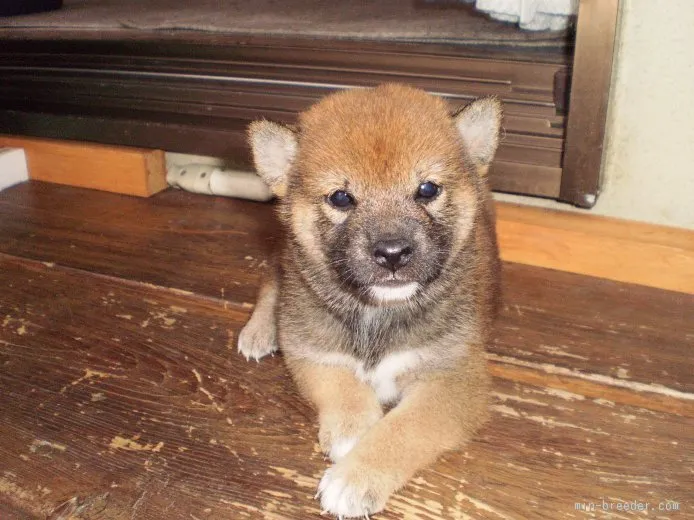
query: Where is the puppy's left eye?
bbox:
[327,190,355,209]
[416,181,441,201]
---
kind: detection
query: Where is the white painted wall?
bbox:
[497,0,694,230]
[0,148,29,192]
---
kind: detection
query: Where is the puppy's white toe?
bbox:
[328,437,359,462]
[237,319,278,361]
[318,469,356,518]
[317,465,384,519]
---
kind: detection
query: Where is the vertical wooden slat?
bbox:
[559,0,621,207]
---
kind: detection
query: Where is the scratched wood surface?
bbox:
[1,256,692,519]
[0,182,277,305]
[0,182,693,518]
[0,183,692,398]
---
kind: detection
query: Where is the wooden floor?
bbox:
[0,182,692,519]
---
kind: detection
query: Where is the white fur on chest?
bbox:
[357,350,424,404]
[314,350,425,405]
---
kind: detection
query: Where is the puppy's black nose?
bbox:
[373,239,413,271]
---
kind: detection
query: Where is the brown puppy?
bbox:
[239,83,502,518]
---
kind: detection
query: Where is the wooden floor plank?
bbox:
[1,183,692,403]
[1,257,692,519]
[0,182,277,305]
[496,263,694,395]
[0,502,38,520]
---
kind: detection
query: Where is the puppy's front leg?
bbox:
[238,275,279,361]
[287,358,384,462]
[318,360,490,518]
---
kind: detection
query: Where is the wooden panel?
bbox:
[0,135,167,197]
[0,36,566,104]
[0,29,570,64]
[559,0,621,206]
[0,183,692,405]
[0,75,566,139]
[490,161,561,198]
[0,33,569,199]
[496,202,694,294]
[0,111,564,197]
[0,256,691,518]
[0,110,251,161]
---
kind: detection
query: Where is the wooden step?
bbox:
[0,183,692,415]
[0,256,691,519]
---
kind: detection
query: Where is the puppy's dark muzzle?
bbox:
[372,239,413,272]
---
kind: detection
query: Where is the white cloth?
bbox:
[475,0,578,31]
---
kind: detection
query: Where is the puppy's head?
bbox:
[249,84,501,306]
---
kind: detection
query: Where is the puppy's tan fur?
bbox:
[240,84,502,518]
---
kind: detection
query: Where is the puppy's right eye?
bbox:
[416,181,441,201]
[327,190,355,209]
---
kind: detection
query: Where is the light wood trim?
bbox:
[496,202,694,294]
[0,135,167,197]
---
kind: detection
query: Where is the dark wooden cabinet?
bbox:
[0,0,618,207]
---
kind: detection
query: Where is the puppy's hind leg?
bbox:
[238,274,279,362]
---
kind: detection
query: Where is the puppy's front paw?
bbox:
[328,437,359,462]
[319,407,382,462]
[317,460,392,519]
[237,316,278,362]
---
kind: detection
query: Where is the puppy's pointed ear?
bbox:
[248,120,298,197]
[453,97,503,172]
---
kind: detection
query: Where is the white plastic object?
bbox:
[0,148,29,192]
[167,163,273,202]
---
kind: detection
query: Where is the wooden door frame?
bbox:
[559,0,621,208]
